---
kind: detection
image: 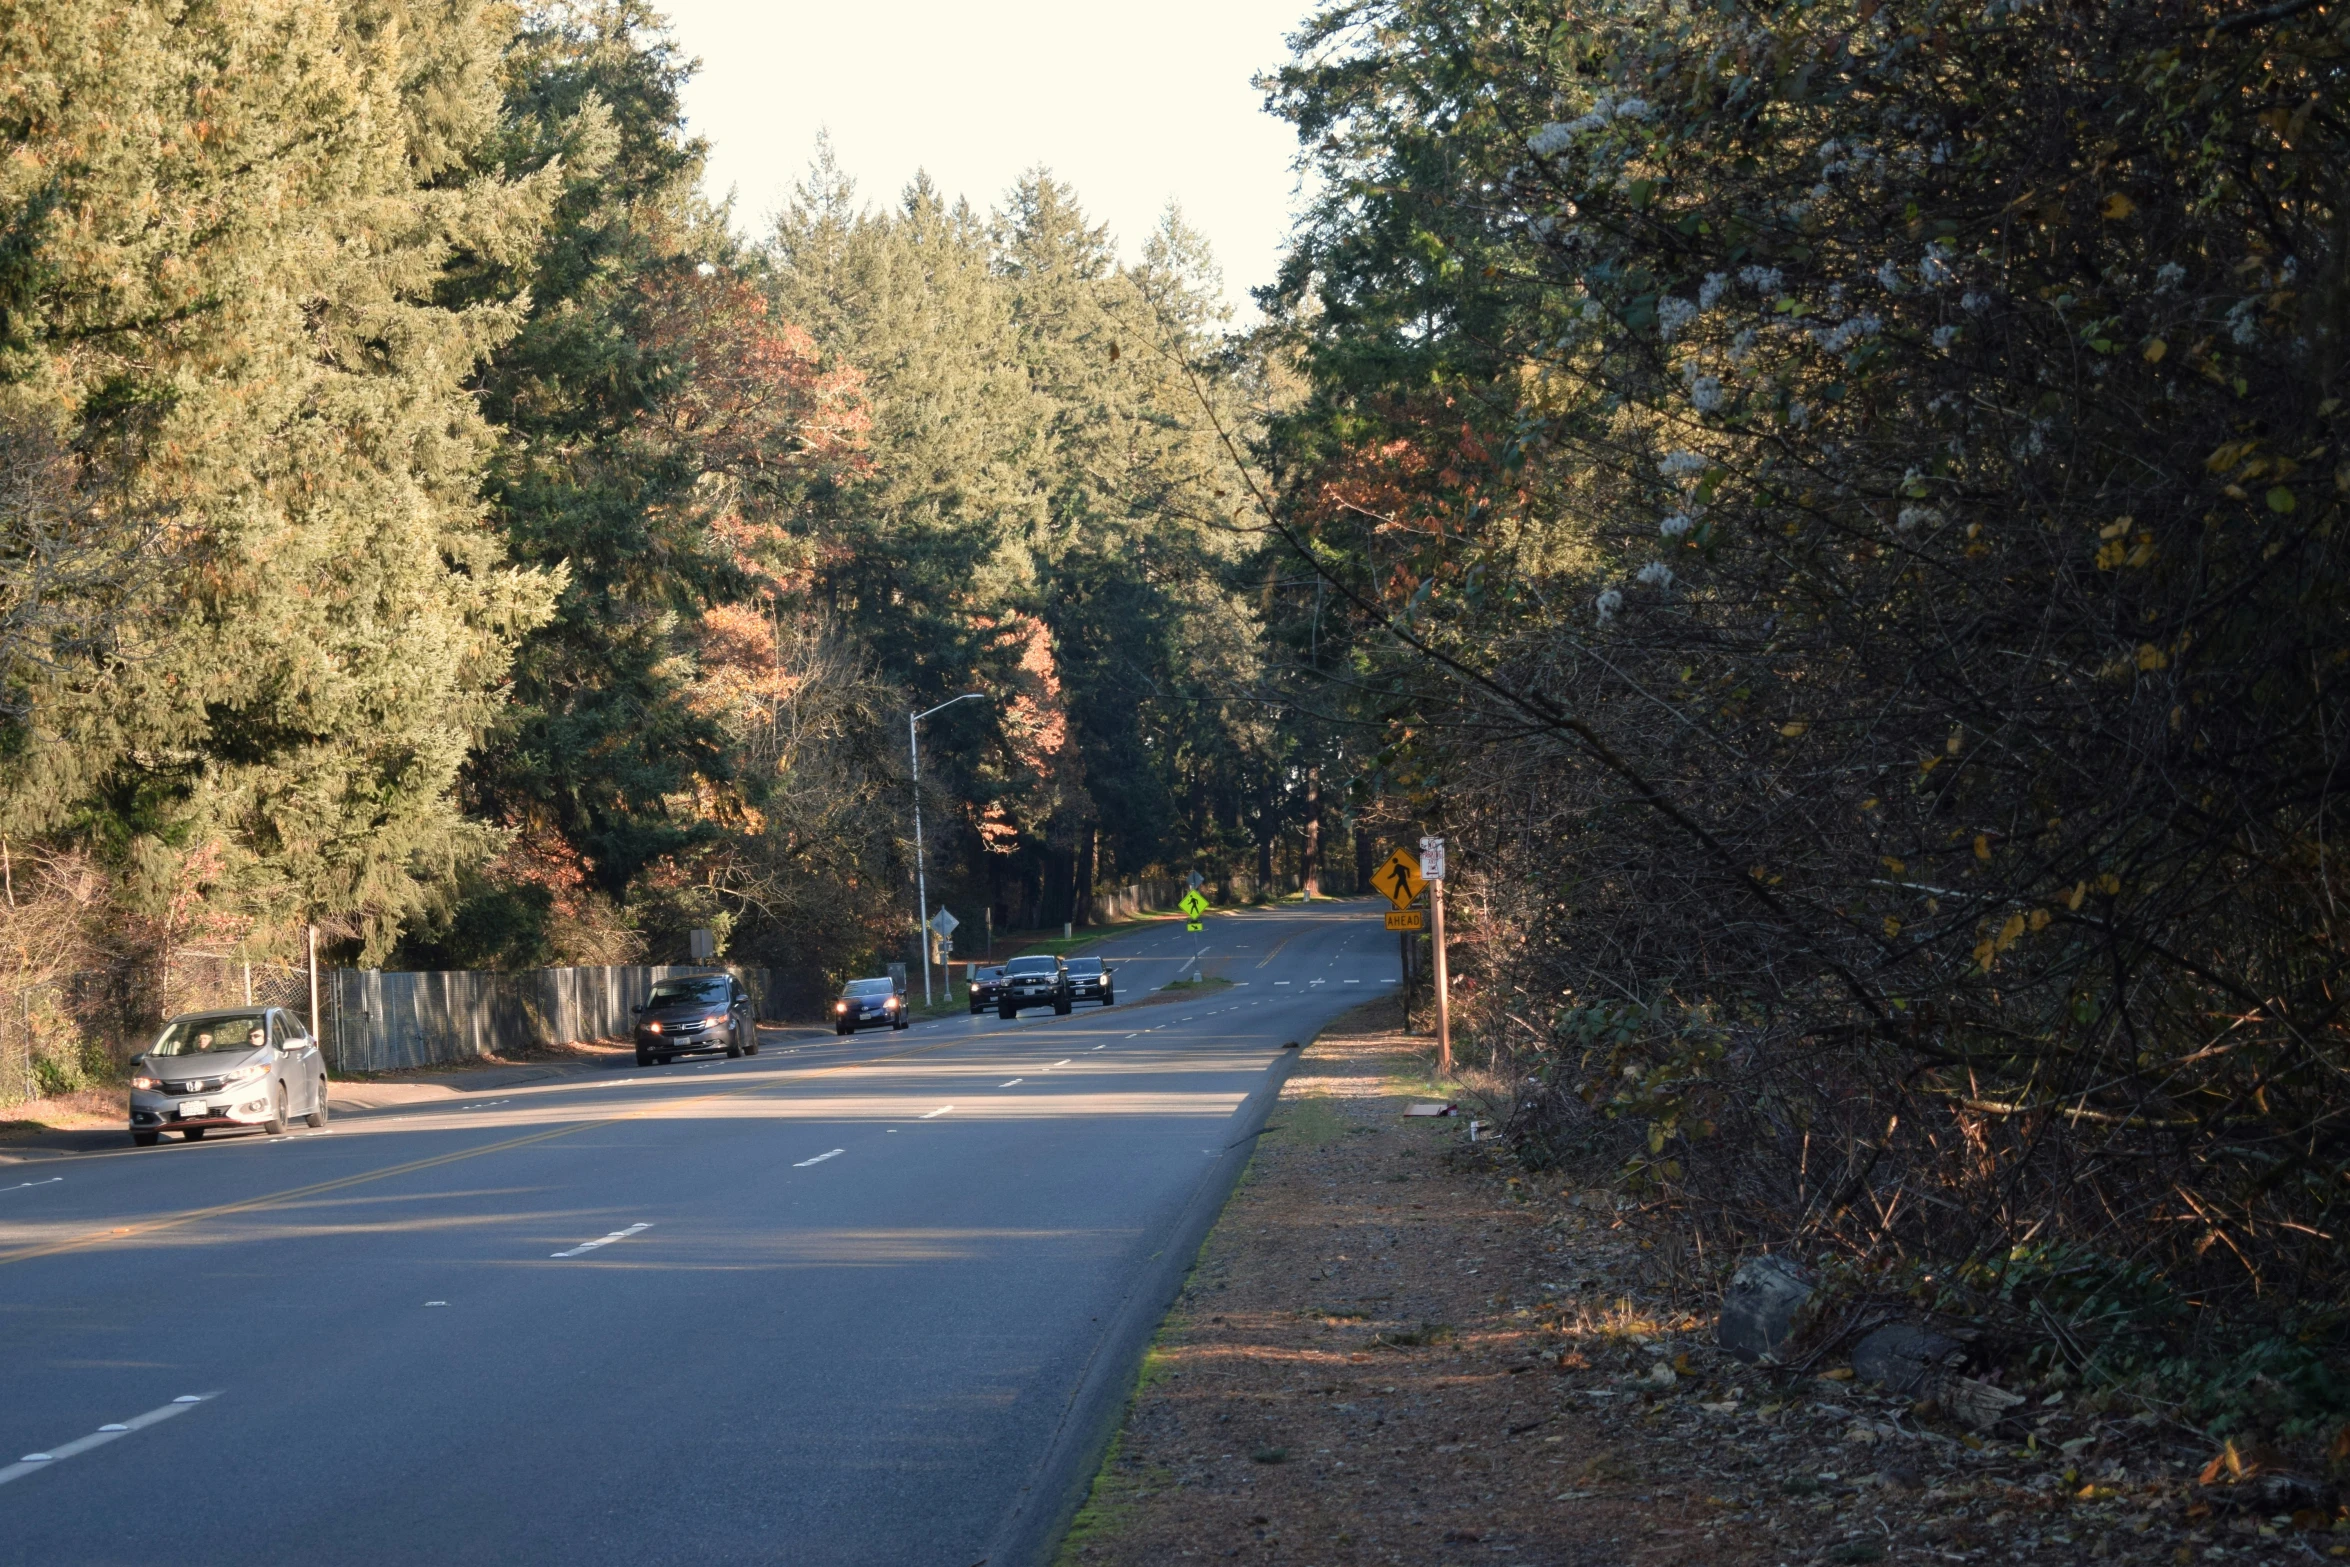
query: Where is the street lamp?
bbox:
[911,692,988,1006]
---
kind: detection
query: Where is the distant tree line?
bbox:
[0,0,1371,1058]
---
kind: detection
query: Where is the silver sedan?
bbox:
[128,1007,329,1146]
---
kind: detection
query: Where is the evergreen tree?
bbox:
[0,0,561,964]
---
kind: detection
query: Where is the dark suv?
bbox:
[1065,956,1115,1007]
[966,966,1005,1014]
[996,955,1071,1019]
[633,974,758,1066]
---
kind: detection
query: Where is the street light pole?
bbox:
[911,692,988,1007]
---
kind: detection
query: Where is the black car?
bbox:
[996,955,1071,1019]
[1065,956,1115,1007]
[834,977,908,1034]
[966,966,1005,1014]
[633,974,759,1066]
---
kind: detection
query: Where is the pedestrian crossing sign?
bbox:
[1179,887,1209,931]
[1374,848,1425,910]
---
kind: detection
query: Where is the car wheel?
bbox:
[305,1086,328,1128]
[265,1085,289,1136]
[998,1002,1016,1020]
[132,1130,160,1147]
[1054,997,1071,1015]
[659,1053,674,1065]
[725,1030,744,1059]
[746,1033,759,1056]
[637,1048,654,1066]
[183,1127,206,1141]
[1102,992,1115,1006]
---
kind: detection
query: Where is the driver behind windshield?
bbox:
[149,1013,271,1056]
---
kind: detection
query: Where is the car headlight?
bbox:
[647,1020,663,1034]
[225,1063,269,1085]
[834,1001,848,1013]
[884,997,899,1009]
[704,1013,727,1028]
[131,1073,160,1091]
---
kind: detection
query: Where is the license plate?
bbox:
[178,1102,206,1117]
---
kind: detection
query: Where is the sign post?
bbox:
[928,908,959,978]
[1420,836,1450,1074]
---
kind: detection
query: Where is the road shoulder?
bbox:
[1050,1002,2214,1567]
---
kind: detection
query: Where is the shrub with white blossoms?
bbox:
[1688,374,1724,412]
[1658,450,1708,480]
[1657,295,1698,341]
[1636,561,1674,588]
[1527,121,1576,157]
[1659,512,1695,538]
[1594,588,1623,624]
[1896,505,1943,531]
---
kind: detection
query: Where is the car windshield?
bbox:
[1066,958,1103,974]
[1004,957,1058,975]
[843,979,895,997]
[649,979,728,1004]
[151,1013,268,1056]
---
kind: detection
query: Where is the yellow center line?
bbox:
[0,1033,978,1270]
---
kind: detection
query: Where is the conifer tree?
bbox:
[0,0,561,964]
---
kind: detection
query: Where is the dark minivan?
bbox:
[1064,956,1115,1007]
[634,974,758,1066]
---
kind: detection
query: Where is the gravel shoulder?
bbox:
[1052,1000,2288,1567]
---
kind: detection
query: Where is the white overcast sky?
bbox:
[654,0,1321,319]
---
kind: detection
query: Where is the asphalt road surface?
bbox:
[0,900,1398,1566]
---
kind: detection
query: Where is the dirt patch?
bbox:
[0,1086,125,1139]
[1057,1002,2288,1566]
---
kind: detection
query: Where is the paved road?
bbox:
[0,901,1398,1566]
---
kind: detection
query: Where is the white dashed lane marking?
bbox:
[997,1079,1023,1087]
[920,1105,954,1119]
[793,1149,846,1168]
[552,1221,653,1258]
[0,1393,219,1488]
[2,1177,63,1195]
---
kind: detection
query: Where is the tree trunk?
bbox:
[1353,816,1374,895]
[1301,767,1322,899]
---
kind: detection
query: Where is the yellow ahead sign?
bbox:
[1385,909,1425,932]
[1373,848,1425,910]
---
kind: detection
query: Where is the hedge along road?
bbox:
[0,899,1394,1567]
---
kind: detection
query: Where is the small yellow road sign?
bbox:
[1373,848,1425,910]
[1179,887,1209,931]
[1385,909,1425,932]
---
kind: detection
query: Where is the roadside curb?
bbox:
[979,1033,1310,1567]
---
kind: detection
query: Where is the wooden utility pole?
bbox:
[1431,877,1451,1074]
[1422,835,1451,1075]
